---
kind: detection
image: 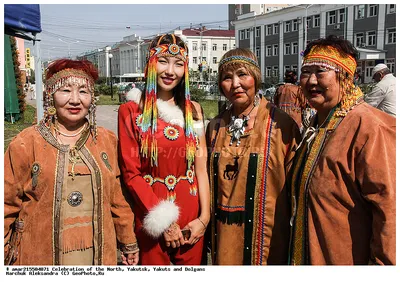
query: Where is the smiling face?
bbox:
[156,56,185,97]
[53,82,92,128]
[300,65,341,114]
[220,66,256,108]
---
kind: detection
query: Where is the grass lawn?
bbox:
[4,104,36,152]
[198,100,220,120]
[96,94,123,105]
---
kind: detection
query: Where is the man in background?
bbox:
[274,70,307,132]
[364,63,396,117]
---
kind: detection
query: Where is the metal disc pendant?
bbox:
[67,191,83,207]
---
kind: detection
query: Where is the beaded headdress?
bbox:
[302,45,362,116]
[218,55,260,70]
[44,68,97,137]
[141,34,196,168]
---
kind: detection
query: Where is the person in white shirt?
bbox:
[364,63,396,117]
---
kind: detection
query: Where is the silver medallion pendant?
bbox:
[228,115,249,146]
[67,191,83,207]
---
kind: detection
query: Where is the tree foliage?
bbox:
[10,37,26,115]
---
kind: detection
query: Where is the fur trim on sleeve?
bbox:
[142,200,180,238]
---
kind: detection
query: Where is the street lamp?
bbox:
[58,38,80,58]
[108,53,114,100]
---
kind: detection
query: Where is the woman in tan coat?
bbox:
[206,48,300,265]
[4,59,139,265]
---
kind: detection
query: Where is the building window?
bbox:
[240,30,245,40]
[292,65,298,74]
[387,28,396,44]
[273,66,279,77]
[202,43,207,51]
[284,43,291,55]
[367,31,376,46]
[368,4,378,17]
[387,4,396,14]
[266,45,272,57]
[285,21,291,33]
[213,57,217,64]
[386,59,395,73]
[266,67,272,77]
[246,29,250,39]
[355,33,365,47]
[266,25,272,35]
[293,19,298,31]
[306,17,311,29]
[273,44,279,56]
[193,57,197,64]
[273,23,279,34]
[284,65,291,73]
[193,43,197,51]
[313,15,320,27]
[292,42,298,54]
[223,44,227,51]
[212,44,217,51]
[256,47,260,58]
[328,11,336,25]
[202,57,206,62]
[338,8,345,23]
[355,5,365,19]
[255,26,261,37]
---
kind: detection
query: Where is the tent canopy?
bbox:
[4,4,42,41]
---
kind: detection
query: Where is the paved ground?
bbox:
[26,97,120,135]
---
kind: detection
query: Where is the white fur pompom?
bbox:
[143,200,180,238]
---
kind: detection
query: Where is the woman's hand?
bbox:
[182,217,208,245]
[121,251,139,265]
[163,222,185,248]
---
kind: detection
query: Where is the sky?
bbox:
[25,4,229,60]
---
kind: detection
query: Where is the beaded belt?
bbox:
[143,169,197,201]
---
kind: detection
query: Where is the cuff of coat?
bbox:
[119,242,139,254]
[143,200,180,238]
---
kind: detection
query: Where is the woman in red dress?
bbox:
[118,34,210,265]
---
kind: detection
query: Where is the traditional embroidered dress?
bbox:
[4,124,138,265]
[273,83,307,130]
[206,97,300,265]
[288,100,396,265]
[118,90,204,265]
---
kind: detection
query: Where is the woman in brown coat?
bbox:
[4,59,139,265]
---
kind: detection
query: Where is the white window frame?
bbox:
[368,4,378,17]
[313,15,320,27]
[266,45,272,57]
[328,11,337,25]
[212,57,217,64]
[292,42,298,54]
[272,66,279,77]
[193,57,197,64]
[306,17,311,29]
[367,31,376,46]
[273,44,279,56]
[273,23,279,34]
[201,43,207,51]
[338,8,345,23]
[284,65,291,73]
[240,30,245,40]
[355,5,365,20]
[386,59,395,73]
[223,44,227,51]
[285,21,291,33]
[245,29,250,39]
[386,28,396,44]
[355,32,364,47]
[266,25,272,36]
[293,19,298,31]
[284,43,291,55]
[193,43,197,51]
[292,65,298,75]
[266,66,272,77]
[387,4,396,14]
[255,47,260,58]
[255,26,261,37]
[212,44,217,51]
